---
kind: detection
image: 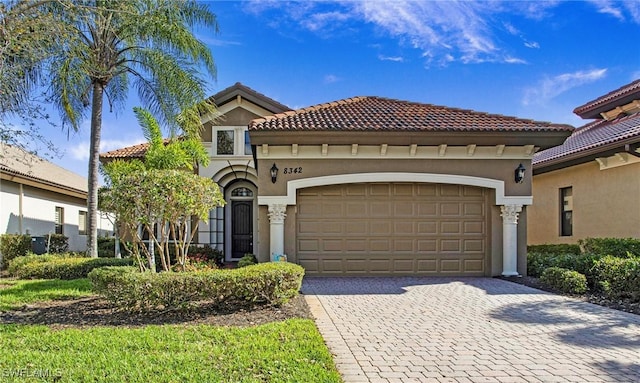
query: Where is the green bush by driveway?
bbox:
[89,262,305,311]
[8,255,133,280]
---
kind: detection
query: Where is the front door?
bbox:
[231,201,253,258]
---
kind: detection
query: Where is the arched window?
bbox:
[231,187,253,197]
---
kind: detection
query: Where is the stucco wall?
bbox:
[1,180,114,252]
[257,158,532,197]
[528,161,640,244]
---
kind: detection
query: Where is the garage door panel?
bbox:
[464,221,484,234]
[417,202,438,216]
[394,239,414,252]
[417,239,438,252]
[371,221,392,235]
[296,183,488,276]
[393,183,414,196]
[464,202,484,216]
[463,239,485,252]
[441,221,462,234]
[440,240,461,252]
[394,221,413,233]
[322,239,343,252]
[346,222,368,234]
[441,203,461,216]
[418,222,438,234]
[441,259,462,272]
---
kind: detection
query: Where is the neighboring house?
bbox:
[103,82,573,276]
[0,143,114,251]
[529,79,640,245]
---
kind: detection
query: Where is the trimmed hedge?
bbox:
[579,237,640,258]
[8,254,133,280]
[237,253,258,268]
[540,267,588,294]
[45,234,69,253]
[527,252,602,280]
[0,234,31,270]
[527,244,581,255]
[591,255,640,302]
[89,262,305,312]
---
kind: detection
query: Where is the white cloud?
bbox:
[524,41,540,49]
[504,56,527,64]
[589,0,625,20]
[522,69,608,106]
[378,55,404,62]
[588,0,640,23]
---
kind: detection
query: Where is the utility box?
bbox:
[31,236,47,255]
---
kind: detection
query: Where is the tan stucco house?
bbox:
[1,143,114,251]
[529,79,640,245]
[102,83,572,276]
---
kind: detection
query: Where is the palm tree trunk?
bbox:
[87,81,104,258]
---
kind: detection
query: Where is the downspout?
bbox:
[18,184,23,234]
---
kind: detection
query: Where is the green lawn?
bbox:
[0,278,93,311]
[0,278,343,382]
[0,319,342,383]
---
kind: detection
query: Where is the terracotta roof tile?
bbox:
[573,79,640,118]
[533,112,640,166]
[249,96,573,133]
[100,142,151,160]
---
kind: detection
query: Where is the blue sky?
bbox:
[43,0,640,179]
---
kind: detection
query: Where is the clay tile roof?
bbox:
[100,141,152,160]
[573,79,640,119]
[249,96,573,133]
[1,143,87,194]
[533,112,640,166]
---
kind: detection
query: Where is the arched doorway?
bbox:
[225,181,257,261]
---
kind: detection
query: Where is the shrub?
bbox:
[45,234,69,253]
[591,255,640,302]
[0,234,31,270]
[540,267,588,295]
[527,244,581,255]
[97,237,133,258]
[188,245,223,267]
[89,262,305,312]
[237,253,258,268]
[527,252,602,280]
[9,254,133,280]
[579,237,640,258]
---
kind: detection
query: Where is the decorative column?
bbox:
[268,204,287,261]
[500,204,522,276]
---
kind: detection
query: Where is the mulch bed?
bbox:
[0,294,312,329]
[1,276,637,329]
[500,276,640,316]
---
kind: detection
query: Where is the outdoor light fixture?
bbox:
[270,163,279,183]
[515,163,526,184]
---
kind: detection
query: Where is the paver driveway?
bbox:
[302,277,640,383]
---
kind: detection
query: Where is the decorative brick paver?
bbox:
[303,277,640,383]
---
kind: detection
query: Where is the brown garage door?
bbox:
[296,183,489,276]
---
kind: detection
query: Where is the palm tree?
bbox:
[46,0,218,257]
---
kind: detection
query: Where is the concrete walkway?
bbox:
[303,277,640,383]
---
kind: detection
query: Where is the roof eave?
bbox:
[533,138,640,174]
[249,130,572,148]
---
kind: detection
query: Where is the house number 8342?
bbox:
[283,167,302,174]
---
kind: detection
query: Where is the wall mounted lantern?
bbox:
[514,163,526,184]
[270,163,279,183]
